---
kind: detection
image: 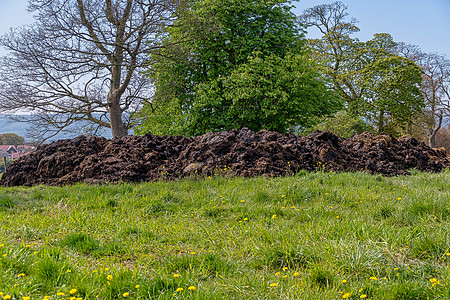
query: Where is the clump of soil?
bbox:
[1,129,448,186]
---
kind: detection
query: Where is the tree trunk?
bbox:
[108,93,128,138]
[428,113,443,148]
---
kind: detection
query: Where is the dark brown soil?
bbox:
[1,128,448,186]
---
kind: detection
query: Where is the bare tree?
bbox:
[398,43,450,147]
[0,0,180,140]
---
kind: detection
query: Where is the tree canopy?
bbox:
[300,2,425,136]
[136,0,339,136]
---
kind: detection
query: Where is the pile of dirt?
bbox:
[1,128,448,186]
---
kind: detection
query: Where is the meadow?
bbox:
[0,170,449,299]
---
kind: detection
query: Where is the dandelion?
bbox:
[275,272,280,276]
[107,275,113,281]
[269,283,278,287]
[341,279,347,283]
[272,214,277,219]
[240,200,245,203]
[369,276,377,281]
[67,269,72,273]
[76,298,82,300]
[336,216,340,219]
[57,292,65,296]
[243,218,248,221]
[360,295,367,299]
[122,292,129,297]
[135,285,140,289]
[446,253,450,256]
[105,268,109,271]
[397,197,402,200]
[18,273,25,277]
[43,296,50,300]
[394,268,398,271]
[70,297,76,300]
[282,275,288,278]
[175,288,183,292]
[0,293,3,297]
[282,267,288,271]
[293,272,300,277]
[188,286,196,291]
[69,289,77,295]
[342,293,351,298]
[191,251,196,255]
[3,295,11,300]
[173,274,180,278]
[22,297,31,300]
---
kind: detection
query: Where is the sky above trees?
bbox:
[0,0,449,58]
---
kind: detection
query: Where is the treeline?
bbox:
[135,1,449,147]
[0,1,448,148]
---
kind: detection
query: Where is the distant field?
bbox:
[0,171,449,299]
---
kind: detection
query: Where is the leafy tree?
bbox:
[0,0,179,140]
[137,0,339,135]
[0,133,25,146]
[300,2,424,136]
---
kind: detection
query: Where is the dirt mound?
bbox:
[1,129,448,186]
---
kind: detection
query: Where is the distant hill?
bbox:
[0,114,112,142]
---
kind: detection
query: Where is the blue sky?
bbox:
[0,0,449,58]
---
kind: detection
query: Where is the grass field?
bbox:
[0,170,449,299]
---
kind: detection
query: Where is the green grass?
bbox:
[0,170,449,299]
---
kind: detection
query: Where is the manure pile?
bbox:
[1,128,448,186]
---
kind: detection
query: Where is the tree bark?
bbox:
[429,113,442,148]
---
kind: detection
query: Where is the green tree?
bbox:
[0,133,25,146]
[300,2,424,136]
[136,0,338,135]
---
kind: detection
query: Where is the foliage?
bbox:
[0,171,449,299]
[0,133,24,146]
[300,2,425,135]
[137,0,338,135]
[308,110,373,138]
[187,52,340,134]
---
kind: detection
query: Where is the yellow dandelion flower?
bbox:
[269,283,278,287]
[57,292,65,296]
[240,200,245,203]
[191,251,196,255]
[14,284,19,288]
[175,288,183,292]
[22,297,31,300]
[173,274,180,278]
[397,197,402,200]
[293,272,300,277]
[18,273,25,277]
[342,292,351,298]
[275,272,280,276]
[282,275,288,278]
[360,295,367,299]
[76,298,82,300]
[4,295,11,300]
[135,285,140,289]
[341,279,347,283]
[430,278,438,283]
[282,267,288,271]
[188,286,196,291]
[69,289,77,295]
[394,268,398,270]
[67,269,72,273]
[0,293,3,297]
[446,253,450,256]
[369,276,377,281]
[105,268,109,271]
[70,297,76,300]
[272,214,277,219]
[122,292,129,297]
[243,218,248,221]
[107,275,113,281]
